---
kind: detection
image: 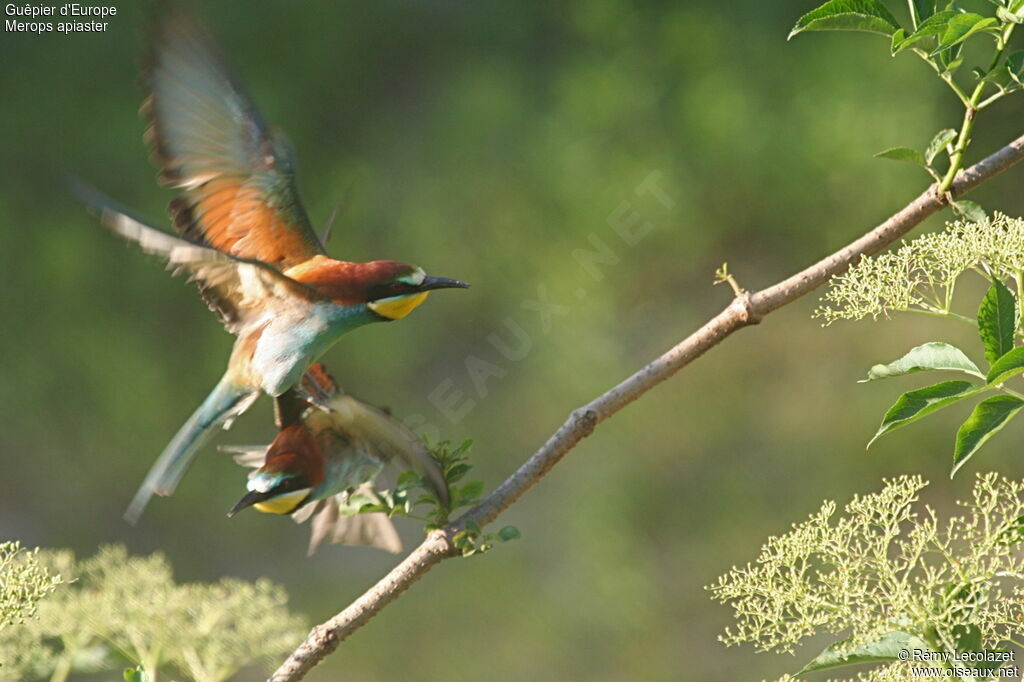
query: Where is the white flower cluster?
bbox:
[0,545,305,682]
[711,474,1024,681]
[816,214,1024,324]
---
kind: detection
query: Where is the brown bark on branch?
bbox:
[269,131,1024,682]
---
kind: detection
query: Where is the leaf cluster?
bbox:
[340,439,521,556]
[340,439,520,552]
[0,545,305,682]
[452,521,522,558]
[710,474,1024,681]
[340,439,480,526]
[791,0,1023,105]
[791,0,1023,200]
[818,214,1024,473]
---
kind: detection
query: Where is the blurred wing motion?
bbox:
[308,395,450,506]
[303,488,403,555]
[74,182,318,522]
[228,365,449,554]
[145,8,325,267]
[73,181,317,334]
[300,365,450,507]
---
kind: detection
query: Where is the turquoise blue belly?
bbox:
[254,302,378,396]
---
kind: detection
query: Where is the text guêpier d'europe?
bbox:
[5,3,115,34]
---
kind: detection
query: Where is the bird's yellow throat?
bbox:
[368,291,430,320]
[253,489,310,515]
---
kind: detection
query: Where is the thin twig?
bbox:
[269,131,1024,682]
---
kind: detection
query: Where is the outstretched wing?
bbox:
[76,182,318,333]
[298,364,448,504]
[144,9,326,267]
[307,392,450,508]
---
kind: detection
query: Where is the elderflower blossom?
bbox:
[0,545,305,682]
[0,543,61,681]
[0,542,60,631]
[816,213,1024,324]
[709,474,1024,682]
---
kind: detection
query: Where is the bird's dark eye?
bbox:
[391,282,404,292]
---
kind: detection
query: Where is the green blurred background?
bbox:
[3,1,1024,679]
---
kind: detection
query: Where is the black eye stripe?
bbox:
[369,281,416,301]
[274,477,309,495]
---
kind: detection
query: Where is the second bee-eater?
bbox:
[227,365,449,554]
[81,9,468,522]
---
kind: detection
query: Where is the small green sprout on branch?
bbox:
[340,439,520,556]
[817,214,1024,474]
[791,0,1023,216]
[709,474,1024,682]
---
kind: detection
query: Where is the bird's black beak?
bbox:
[227,489,271,517]
[418,276,470,292]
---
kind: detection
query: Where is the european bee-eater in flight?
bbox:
[81,8,468,523]
[228,365,449,554]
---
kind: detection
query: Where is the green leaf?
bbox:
[445,463,472,483]
[910,0,935,27]
[933,13,998,54]
[874,146,927,166]
[1007,51,1024,85]
[937,42,964,74]
[456,480,485,505]
[893,9,957,52]
[987,346,1024,385]
[890,27,907,54]
[952,200,988,222]
[123,668,148,682]
[925,128,957,164]
[862,342,983,382]
[868,380,984,447]
[978,279,1017,367]
[789,0,901,39]
[952,395,1024,475]
[797,631,931,674]
[344,491,378,512]
[497,526,521,542]
[452,529,471,548]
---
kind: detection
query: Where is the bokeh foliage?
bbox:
[0,545,303,682]
[3,0,1024,680]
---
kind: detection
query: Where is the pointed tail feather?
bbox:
[125,379,258,524]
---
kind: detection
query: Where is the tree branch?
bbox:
[268,131,1024,682]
